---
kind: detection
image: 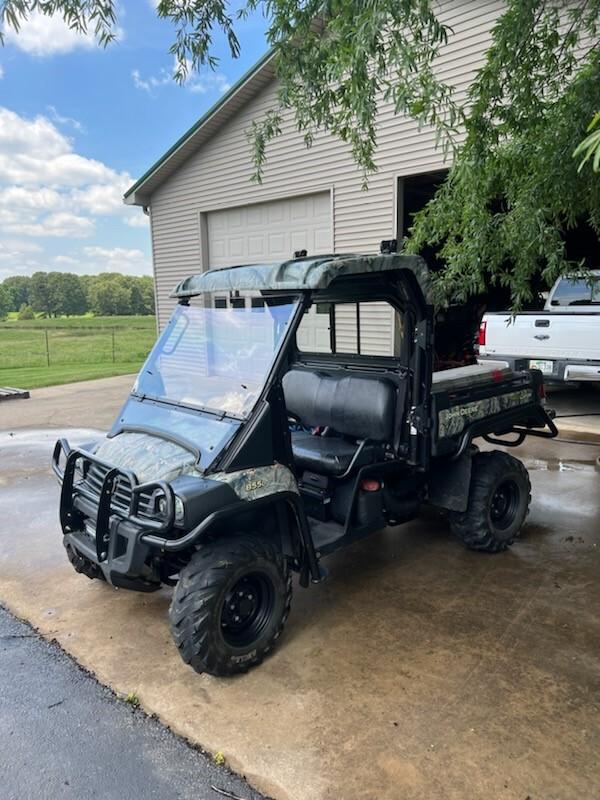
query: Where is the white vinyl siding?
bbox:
[149,0,504,329]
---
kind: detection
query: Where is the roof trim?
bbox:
[124,48,275,204]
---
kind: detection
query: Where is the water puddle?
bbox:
[525,456,599,473]
[0,428,103,449]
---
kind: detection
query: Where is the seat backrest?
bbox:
[282,369,395,442]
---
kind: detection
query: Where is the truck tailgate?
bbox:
[480,312,600,361]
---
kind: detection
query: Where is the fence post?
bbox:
[44,329,50,367]
[112,328,116,363]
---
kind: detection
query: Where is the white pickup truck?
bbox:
[478,271,600,383]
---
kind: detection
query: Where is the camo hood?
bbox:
[94,432,201,483]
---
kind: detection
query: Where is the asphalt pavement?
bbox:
[0,605,266,800]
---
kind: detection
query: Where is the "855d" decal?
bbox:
[244,478,265,493]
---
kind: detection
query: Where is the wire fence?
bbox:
[0,325,156,369]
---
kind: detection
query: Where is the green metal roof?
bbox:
[171,253,430,297]
[124,48,275,202]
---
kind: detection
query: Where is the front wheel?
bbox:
[169,535,292,676]
[449,451,531,552]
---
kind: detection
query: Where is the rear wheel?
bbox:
[169,535,292,676]
[449,451,531,552]
[64,541,106,581]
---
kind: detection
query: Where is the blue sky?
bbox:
[0,2,268,281]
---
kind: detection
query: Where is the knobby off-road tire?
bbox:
[449,451,531,553]
[169,535,292,676]
[64,540,106,581]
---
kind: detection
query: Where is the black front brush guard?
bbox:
[53,440,322,584]
[53,439,175,563]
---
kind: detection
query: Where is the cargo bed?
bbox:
[431,363,552,457]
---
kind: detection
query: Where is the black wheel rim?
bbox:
[490,479,520,530]
[220,572,275,648]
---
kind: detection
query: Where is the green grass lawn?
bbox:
[0,315,156,389]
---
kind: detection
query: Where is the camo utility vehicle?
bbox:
[53,253,557,676]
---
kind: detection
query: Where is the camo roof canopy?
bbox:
[171,253,430,299]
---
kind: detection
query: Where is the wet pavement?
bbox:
[0,417,599,800]
[547,384,600,442]
[0,605,265,800]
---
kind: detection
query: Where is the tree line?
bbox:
[0,272,155,320]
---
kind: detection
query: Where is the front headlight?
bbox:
[151,489,184,524]
[174,495,185,524]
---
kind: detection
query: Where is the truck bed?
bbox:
[478,310,600,382]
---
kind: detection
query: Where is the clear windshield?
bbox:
[134,299,298,418]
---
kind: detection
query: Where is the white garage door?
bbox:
[206,192,394,355]
[207,192,332,267]
[207,192,332,351]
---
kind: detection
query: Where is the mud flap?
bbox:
[428,452,472,513]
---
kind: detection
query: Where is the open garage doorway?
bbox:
[398,170,487,369]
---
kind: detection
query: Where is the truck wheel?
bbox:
[64,541,106,581]
[169,535,292,676]
[449,451,531,553]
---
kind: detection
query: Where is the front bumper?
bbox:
[53,439,175,590]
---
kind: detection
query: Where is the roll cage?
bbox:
[201,266,433,478]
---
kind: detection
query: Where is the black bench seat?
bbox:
[290,432,382,476]
[282,369,395,477]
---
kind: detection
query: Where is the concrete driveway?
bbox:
[1,376,599,800]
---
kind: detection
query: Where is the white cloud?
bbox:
[3,11,97,56]
[81,246,151,274]
[0,238,42,262]
[188,72,231,94]
[0,243,151,281]
[0,106,149,280]
[0,208,94,238]
[132,67,171,94]
[0,238,45,281]
[53,254,79,267]
[132,58,230,97]
[47,105,85,133]
[0,65,4,79]
[0,107,69,159]
[0,107,141,241]
[125,213,150,228]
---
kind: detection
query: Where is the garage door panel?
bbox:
[247,235,265,257]
[291,231,308,251]
[268,232,287,256]
[247,206,263,226]
[267,203,285,224]
[313,192,331,216]
[292,198,309,220]
[228,237,244,259]
[207,192,332,268]
[314,227,333,251]
[210,239,226,259]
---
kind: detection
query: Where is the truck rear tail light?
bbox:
[478,320,487,346]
